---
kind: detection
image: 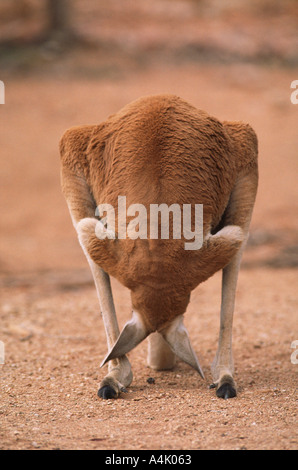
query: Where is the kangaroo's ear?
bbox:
[160,316,204,379]
[100,311,150,367]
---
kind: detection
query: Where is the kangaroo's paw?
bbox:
[98,376,128,400]
[210,374,237,399]
[98,356,133,400]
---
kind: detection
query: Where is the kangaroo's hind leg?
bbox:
[60,128,132,399]
[211,169,258,399]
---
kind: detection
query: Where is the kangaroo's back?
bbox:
[86,94,237,233]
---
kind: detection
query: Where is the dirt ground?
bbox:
[0,0,297,451]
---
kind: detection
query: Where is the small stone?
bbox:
[147,377,155,384]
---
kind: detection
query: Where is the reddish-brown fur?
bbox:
[60,94,258,399]
[60,94,257,332]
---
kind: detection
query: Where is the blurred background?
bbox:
[0,0,298,284]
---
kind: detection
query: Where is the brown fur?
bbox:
[60,94,257,332]
[60,94,258,398]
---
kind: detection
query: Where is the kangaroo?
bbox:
[60,94,258,400]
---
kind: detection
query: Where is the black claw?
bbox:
[97,385,117,399]
[216,382,237,399]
